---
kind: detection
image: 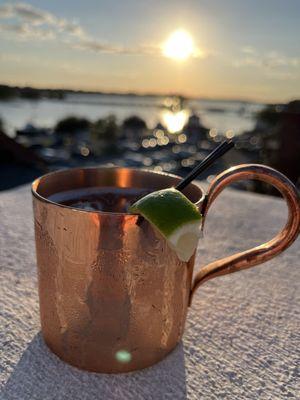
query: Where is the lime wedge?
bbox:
[130,188,202,261]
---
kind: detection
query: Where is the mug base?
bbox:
[43,334,181,374]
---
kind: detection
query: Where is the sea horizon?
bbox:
[0,83,285,105]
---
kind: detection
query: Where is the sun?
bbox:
[162,29,195,61]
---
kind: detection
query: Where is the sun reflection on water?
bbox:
[161,109,189,134]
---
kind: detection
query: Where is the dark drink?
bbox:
[48,187,151,212]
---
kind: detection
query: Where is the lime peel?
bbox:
[130,188,202,262]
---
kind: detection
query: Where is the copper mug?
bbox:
[32,165,300,373]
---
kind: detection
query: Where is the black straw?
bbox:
[175,140,235,191]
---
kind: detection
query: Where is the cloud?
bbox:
[73,38,159,56]
[0,2,150,55]
[0,3,13,18]
[0,2,164,56]
[241,46,256,55]
[263,51,300,68]
[5,2,56,25]
[233,56,260,68]
[266,70,298,80]
[234,47,300,72]
[0,22,56,40]
[0,2,85,42]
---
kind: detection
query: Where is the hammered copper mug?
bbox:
[32,165,300,373]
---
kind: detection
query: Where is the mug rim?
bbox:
[32,166,205,216]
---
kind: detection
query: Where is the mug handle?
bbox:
[190,164,300,304]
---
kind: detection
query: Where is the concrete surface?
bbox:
[0,184,299,399]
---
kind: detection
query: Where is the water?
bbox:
[0,93,264,137]
[48,187,150,213]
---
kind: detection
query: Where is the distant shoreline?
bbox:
[0,83,265,105]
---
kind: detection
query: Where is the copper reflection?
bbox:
[32,167,202,373]
[116,168,133,188]
[32,165,300,373]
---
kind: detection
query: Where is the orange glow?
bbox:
[116,169,132,188]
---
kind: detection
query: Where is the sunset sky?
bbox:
[0,0,299,102]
